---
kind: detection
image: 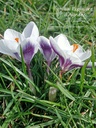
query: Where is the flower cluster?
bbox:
[0,21,95,75]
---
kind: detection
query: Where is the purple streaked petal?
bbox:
[68,61,93,71]
[50,36,60,56]
[64,58,72,68]
[39,36,52,61]
[23,41,35,64]
[62,58,72,71]
[68,64,81,71]
[40,42,52,57]
[59,56,65,68]
[50,50,56,61]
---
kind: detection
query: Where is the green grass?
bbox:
[0,0,96,127]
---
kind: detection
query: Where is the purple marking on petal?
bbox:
[68,64,80,71]
[40,42,52,60]
[69,63,92,71]
[50,40,66,67]
[50,40,65,64]
[59,56,65,68]
[14,52,21,61]
[86,65,92,68]
[50,42,59,56]
[64,58,72,68]
[61,58,72,71]
[23,41,34,64]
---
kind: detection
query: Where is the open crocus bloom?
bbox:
[50,34,93,73]
[38,36,56,67]
[0,21,39,65]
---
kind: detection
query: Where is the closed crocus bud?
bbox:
[49,87,57,101]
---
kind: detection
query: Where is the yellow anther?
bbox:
[15,38,19,43]
[72,44,78,52]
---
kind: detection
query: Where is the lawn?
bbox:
[0,0,96,127]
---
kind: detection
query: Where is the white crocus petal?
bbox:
[0,39,18,59]
[68,52,81,63]
[22,21,39,40]
[4,29,23,42]
[38,36,56,62]
[79,50,91,61]
[86,61,96,67]
[7,41,18,52]
[2,39,19,52]
[54,34,71,51]
[72,44,91,61]
[50,36,66,58]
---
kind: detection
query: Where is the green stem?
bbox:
[47,61,51,74]
[26,63,36,95]
[46,61,57,101]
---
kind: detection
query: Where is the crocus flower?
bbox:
[49,34,94,74]
[0,21,39,95]
[0,21,39,66]
[38,36,56,73]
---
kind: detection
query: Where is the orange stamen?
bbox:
[72,44,78,52]
[15,38,19,43]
